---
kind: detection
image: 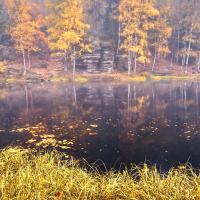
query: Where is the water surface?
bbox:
[0,81,200,170]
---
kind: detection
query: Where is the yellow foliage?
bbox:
[74,77,88,82]
[46,0,91,59]
[153,6,172,58]
[5,0,45,68]
[6,79,15,83]
[128,76,146,82]
[0,61,7,73]
[119,0,159,65]
[0,89,9,99]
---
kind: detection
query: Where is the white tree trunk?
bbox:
[73,46,75,77]
[198,53,200,71]
[177,22,180,64]
[64,53,67,71]
[117,19,121,55]
[27,43,31,70]
[185,16,194,73]
[181,38,187,70]
[152,37,156,72]
[128,39,131,76]
[171,47,173,69]
[134,36,137,73]
[17,12,26,75]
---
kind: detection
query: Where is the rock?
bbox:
[8,65,24,75]
[99,42,114,73]
[41,62,47,68]
[115,55,128,71]
[25,73,41,82]
[32,63,41,68]
[76,40,101,73]
[0,46,9,60]
[45,72,54,79]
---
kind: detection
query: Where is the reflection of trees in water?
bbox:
[0,82,200,168]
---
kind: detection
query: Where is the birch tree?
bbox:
[175,0,200,73]
[119,0,159,75]
[46,0,91,76]
[5,0,45,74]
[152,6,171,71]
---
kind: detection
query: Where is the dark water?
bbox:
[0,81,200,170]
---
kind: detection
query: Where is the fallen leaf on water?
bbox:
[90,124,98,127]
[89,133,98,135]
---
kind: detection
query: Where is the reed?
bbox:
[0,146,200,199]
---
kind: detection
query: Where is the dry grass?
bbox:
[151,75,197,81]
[1,146,200,199]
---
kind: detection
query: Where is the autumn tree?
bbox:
[119,0,159,75]
[180,0,200,73]
[151,5,171,71]
[46,0,91,76]
[170,0,200,72]
[5,0,45,75]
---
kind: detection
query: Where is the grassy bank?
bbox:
[1,146,200,199]
[1,73,200,84]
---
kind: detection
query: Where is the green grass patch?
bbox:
[1,146,200,199]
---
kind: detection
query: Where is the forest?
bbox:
[0,0,199,76]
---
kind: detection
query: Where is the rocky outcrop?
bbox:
[99,42,114,73]
[115,55,128,71]
[76,41,115,73]
[76,41,101,73]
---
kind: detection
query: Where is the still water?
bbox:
[0,81,200,170]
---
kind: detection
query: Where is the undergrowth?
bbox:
[1,146,200,199]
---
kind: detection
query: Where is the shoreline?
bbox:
[1,73,200,83]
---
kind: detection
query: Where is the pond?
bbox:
[0,81,200,170]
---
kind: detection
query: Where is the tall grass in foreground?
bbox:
[1,146,200,199]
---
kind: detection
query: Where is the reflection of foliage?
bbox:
[0,89,9,99]
[0,61,7,73]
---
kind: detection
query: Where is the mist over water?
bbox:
[0,81,200,170]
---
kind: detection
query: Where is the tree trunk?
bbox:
[64,53,67,71]
[152,36,156,72]
[134,35,137,73]
[27,43,31,70]
[128,39,131,76]
[177,22,180,64]
[117,19,121,55]
[152,53,156,72]
[181,37,187,70]
[185,16,194,73]
[17,12,26,75]
[171,47,173,69]
[73,46,76,77]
